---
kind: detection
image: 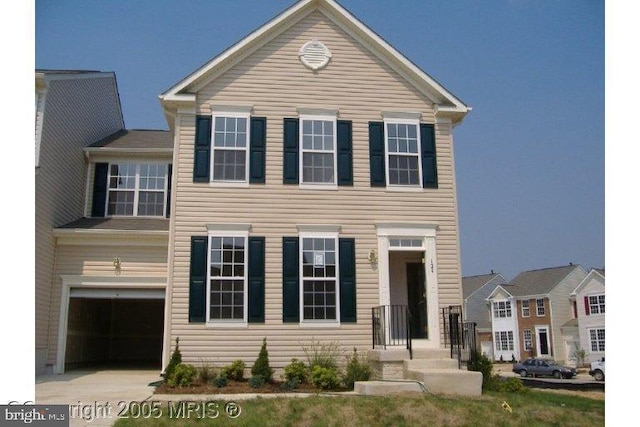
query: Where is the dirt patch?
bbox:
[155,379,334,395]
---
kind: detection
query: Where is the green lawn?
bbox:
[113,390,604,427]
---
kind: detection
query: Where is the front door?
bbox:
[536,326,551,357]
[407,262,427,339]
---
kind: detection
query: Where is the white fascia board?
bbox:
[159,0,314,99]
[485,284,514,300]
[569,269,605,296]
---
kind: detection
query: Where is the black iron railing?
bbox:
[372,305,412,358]
[441,305,477,368]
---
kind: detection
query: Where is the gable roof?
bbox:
[504,265,585,297]
[159,0,469,124]
[462,273,507,299]
[570,268,605,297]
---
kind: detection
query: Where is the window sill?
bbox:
[385,186,424,192]
[209,181,250,188]
[298,183,338,191]
[299,321,341,328]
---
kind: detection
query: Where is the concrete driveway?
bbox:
[36,370,163,427]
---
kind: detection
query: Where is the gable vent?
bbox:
[299,40,332,71]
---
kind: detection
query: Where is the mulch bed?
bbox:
[155,379,337,395]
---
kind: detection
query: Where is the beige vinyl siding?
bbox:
[168,11,463,368]
[47,243,168,366]
[549,267,587,362]
[35,74,124,374]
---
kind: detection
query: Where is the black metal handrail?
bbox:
[441,305,477,368]
[372,305,412,358]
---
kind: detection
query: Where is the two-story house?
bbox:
[567,269,605,364]
[487,264,587,363]
[462,272,509,359]
[35,70,125,374]
[158,0,470,371]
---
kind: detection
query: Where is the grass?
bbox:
[113,389,604,427]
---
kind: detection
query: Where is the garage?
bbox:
[64,288,164,371]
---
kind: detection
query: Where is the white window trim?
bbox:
[588,328,605,352]
[521,300,530,317]
[494,330,514,352]
[206,228,249,327]
[299,231,341,326]
[210,110,251,185]
[493,300,512,318]
[298,113,338,189]
[383,117,422,189]
[536,298,546,317]
[523,329,533,351]
[106,162,169,218]
[588,294,605,315]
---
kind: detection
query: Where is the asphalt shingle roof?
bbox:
[57,217,169,232]
[462,274,502,298]
[505,265,579,297]
[88,129,172,150]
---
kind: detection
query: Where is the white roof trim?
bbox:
[570,269,605,297]
[159,0,469,116]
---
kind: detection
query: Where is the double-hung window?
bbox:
[207,234,248,323]
[494,331,514,351]
[385,120,421,187]
[523,329,533,351]
[300,234,339,322]
[589,328,605,352]
[521,300,530,317]
[212,113,250,182]
[493,301,512,318]
[300,115,337,185]
[107,163,168,216]
[536,298,545,316]
[588,294,605,315]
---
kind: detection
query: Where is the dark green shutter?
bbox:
[165,164,172,218]
[189,236,208,323]
[369,122,386,187]
[283,118,299,184]
[337,120,353,186]
[194,115,211,182]
[282,237,299,322]
[91,162,109,217]
[420,123,438,189]
[339,238,357,323]
[250,117,266,184]
[248,236,265,323]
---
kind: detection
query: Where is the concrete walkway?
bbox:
[35,370,163,427]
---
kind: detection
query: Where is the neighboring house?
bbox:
[487,264,587,363]
[462,272,509,359]
[567,269,605,365]
[49,130,173,374]
[157,0,470,371]
[35,70,125,374]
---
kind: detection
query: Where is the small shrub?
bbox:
[310,365,341,391]
[467,350,494,389]
[213,373,228,388]
[198,359,216,383]
[248,375,266,389]
[280,377,300,391]
[485,375,528,393]
[167,363,197,388]
[163,337,182,381]
[303,339,343,370]
[342,348,371,389]
[251,338,274,382]
[284,358,309,384]
[222,360,245,381]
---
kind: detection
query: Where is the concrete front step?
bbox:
[354,380,426,395]
[404,368,482,396]
[411,348,453,359]
[404,358,459,371]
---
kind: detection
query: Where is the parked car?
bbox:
[589,357,605,381]
[512,358,577,379]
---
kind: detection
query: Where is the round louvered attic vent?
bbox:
[299,40,332,71]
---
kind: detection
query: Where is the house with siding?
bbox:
[35,70,125,374]
[157,0,478,393]
[487,264,587,363]
[462,272,509,359]
[565,269,605,364]
[42,0,481,395]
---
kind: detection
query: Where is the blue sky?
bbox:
[34,0,605,280]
